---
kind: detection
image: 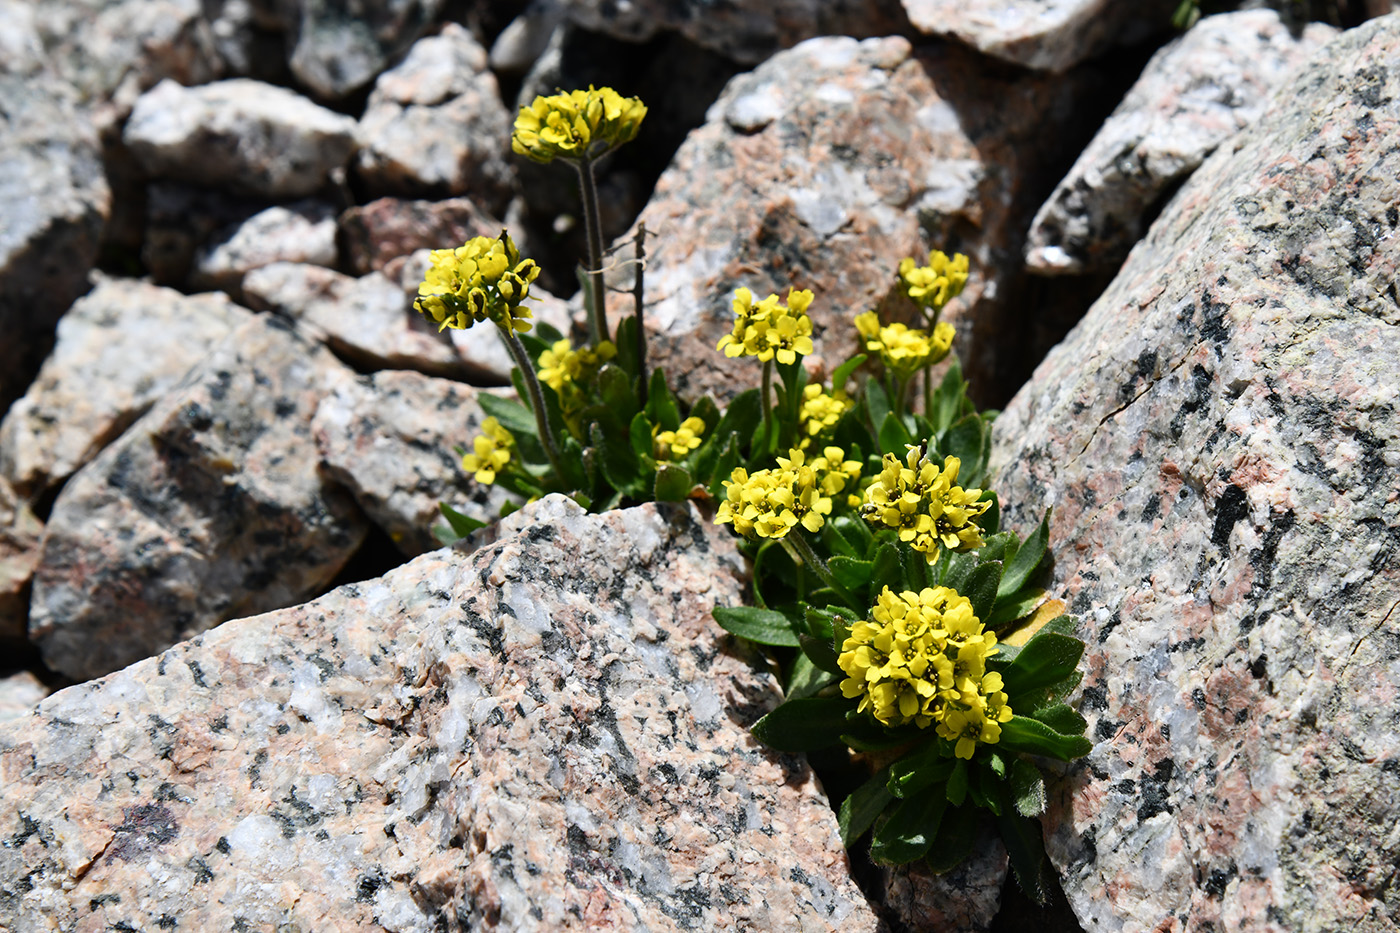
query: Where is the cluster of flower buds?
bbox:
[854,311,955,382]
[511,86,648,164]
[861,448,990,560]
[716,447,861,540]
[716,287,816,365]
[415,233,540,334]
[899,249,969,315]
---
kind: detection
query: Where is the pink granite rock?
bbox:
[989,16,1400,932]
[0,277,255,500]
[0,477,42,643]
[242,262,470,378]
[338,196,501,277]
[0,670,47,725]
[880,824,1009,931]
[192,200,339,296]
[1025,10,1336,276]
[313,371,515,555]
[0,495,882,932]
[286,0,444,101]
[606,35,1096,404]
[355,24,516,213]
[29,315,367,681]
[901,0,1175,72]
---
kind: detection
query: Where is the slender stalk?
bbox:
[632,221,648,406]
[574,157,608,345]
[783,530,862,612]
[923,366,934,420]
[498,322,566,480]
[894,374,911,421]
[760,358,775,455]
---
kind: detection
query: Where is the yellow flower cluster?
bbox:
[654,416,706,460]
[461,417,514,484]
[512,86,647,164]
[716,287,815,365]
[861,449,990,560]
[716,447,860,540]
[798,383,852,446]
[854,311,954,381]
[537,339,617,395]
[416,234,540,333]
[838,585,1012,756]
[899,250,969,313]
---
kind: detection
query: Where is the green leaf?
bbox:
[839,766,893,847]
[996,715,1092,762]
[831,354,868,394]
[798,634,842,676]
[438,502,486,537]
[653,463,693,502]
[689,395,721,437]
[1029,703,1087,737]
[597,363,635,415]
[831,514,874,552]
[930,356,965,434]
[978,489,1001,536]
[613,315,639,377]
[987,588,1046,628]
[865,378,891,437]
[695,389,760,480]
[707,434,742,499]
[646,367,681,431]
[939,549,977,592]
[878,411,914,458]
[946,759,969,807]
[1003,631,1085,703]
[432,524,460,546]
[751,697,852,752]
[870,542,902,600]
[827,556,873,591]
[886,743,954,799]
[590,422,643,499]
[902,544,932,592]
[999,509,1051,597]
[629,411,654,460]
[941,414,987,484]
[923,803,979,873]
[785,650,836,699]
[712,605,801,647]
[962,561,1002,622]
[479,393,537,438]
[820,521,859,558]
[871,789,947,864]
[994,788,1053,907]
[804,606,839,644]
[1009,759,1047,818]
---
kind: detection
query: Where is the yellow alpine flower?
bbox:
[853,311,953,381]
[717,287,815,364]
[654,416,706,460]
[715,446,855,541]
[899,250,969,314]
[415,233,540,334]
[512,86,647,164]
[860,447,990,560]
[460,417,515,484]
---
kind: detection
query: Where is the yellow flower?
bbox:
[860,447,990,561]
[512,86,647,164]
[716,287,814,364]
[654,416,706,460]
[899,250,969,314]
[837,585,1010,749]
[798,383,852,445]
[537,339,617,395]
[415,233,540,334]
[715,446,852,540]
[854,311,951,381]
[461,417,514,484]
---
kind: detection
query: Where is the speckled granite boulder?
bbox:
[287,0,443,101]
[313,371,514,555]
[490,0,566,73]
[192,200,339,296]
[1025,10,1336,276]
[0,478,42,643]
[901,0,1174,72]
[610,35,1092,404]
[0,671,47,725]
[881,825,1008,931]
[355,24,515,212]
[123,78,357,198]
[30,315,367,681]
[989,16,1400,932]
[242,262,468,378]
[561,0,909,65]
[0,72,110,413]
[0,277,255,500]
[0,495,881,932]
[339,195,500,276]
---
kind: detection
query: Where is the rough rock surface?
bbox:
[901,0,1175,72]
[1025,10,1336,276]
[243,262,468,377]
[192,200,339,295]
[287,0,443,101]
[0,495,881,932]
[989,17,1400,932]
[0,478,42,643]
[355,24,516,212]
[880,826,1008,931]
[140,181,266,286]
[0,671,47,725]
[313,371,514,556]
[30,315,367,682]
[123,78,357,198]
[609,35,1092,404]
[339,196,500,277]
[0,72,110,413]
[490,0,566,74]
[561,0,910,65]
[0,277,255,500]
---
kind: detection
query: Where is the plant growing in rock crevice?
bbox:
[419,84,1090,905]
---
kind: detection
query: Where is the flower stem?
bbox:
[575,157,608,345]
[784,530,862,612]
[760,358,775,455]
[895,375,911,421]
[499,322,566,481]
[632,221,648,407]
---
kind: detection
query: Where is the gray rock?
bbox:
[989,16,1400,931]
[0,0,46,77]
[355,23,516,213]
[561,0,909,65]
[192,200,339,296]
[313,370,515,555]
[140,181,267,287]
[901,0,1175,72]
[123,77,357,199]
[0,72,110,413]
[29,315,367,681]
[242,261,471,378]
[0,671,47,726]
[489,0,565,74]
[337,195,500,277]
[1,495,881,932]
[1026,10,1336,275]
[881,824,1008,931]
[287,0,443,101]
[0,478,42,643]
[0,277,255,500]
